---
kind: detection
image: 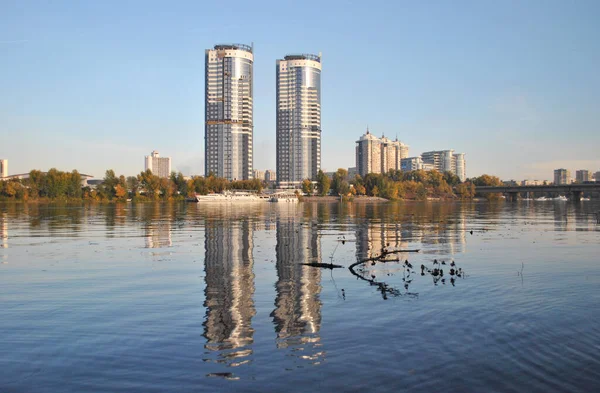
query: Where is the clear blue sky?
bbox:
[1,0,599,180]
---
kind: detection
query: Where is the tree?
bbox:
[443,171,461,187]
[355,183,366,196]
[138,169,160,199]
[331,168,348,195]
[456,182,476,199]
[302,179,314,195]
[316,170,330,196]
[170,172,188,196]
[127,176,140,196]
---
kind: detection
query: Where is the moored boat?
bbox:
[269,192,299,203]
[191,190,269,202]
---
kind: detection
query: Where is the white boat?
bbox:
[269,192,299,203]
[193,190,269,202]
[553,195,568,202]
[581,197,591,201]
[535,196,548,201]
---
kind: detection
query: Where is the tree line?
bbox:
[302,169,502,200]
[0,167,503,201]
[0,168,264,201]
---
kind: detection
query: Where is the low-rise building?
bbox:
[347,167,357,179]
[401,157,424,172]
[265,170,276,183]
[521,180,546,186]
[253,170,265,181]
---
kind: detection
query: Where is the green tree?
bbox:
[443,171,461,187]
[316,170,330,196]
[170,172,188,197]
[127,176,140,196]
[302,179,314,195]
[331,168,348,195]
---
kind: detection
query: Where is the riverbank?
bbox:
[302,196,389,202]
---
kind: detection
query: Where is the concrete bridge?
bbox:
[475,183,600,201]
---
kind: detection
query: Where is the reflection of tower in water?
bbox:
[355,222,408,261]
[271,216,324,363]
[1,213,7,249]
[144,220,172,248]
[203,219,256,366]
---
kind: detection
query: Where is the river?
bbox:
[1,200,599,392]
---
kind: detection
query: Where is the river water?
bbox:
[1,200,599,392]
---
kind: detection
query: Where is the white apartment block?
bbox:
[205,44,254,180]
[144,151,171,178]
[276,54,322,188]
[421,150,466,181]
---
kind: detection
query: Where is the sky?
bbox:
[1,0,599,181]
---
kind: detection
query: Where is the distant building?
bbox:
[553,168,570,185]
[144,151,171,178]
[265,169,277,183]
[521,180,545,186]
[595,171,600,182]
[355,129,408,177]
[401,157,424,172]
[253,169,265,181]
[575,170,591,183]
[420,150,466,181]
[0,159,7,179]
[454,153,466,182]
[347,167,357,179]
[276,53,322,188]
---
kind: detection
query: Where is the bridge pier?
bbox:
[571,191,582,201]
[506,192,519,202]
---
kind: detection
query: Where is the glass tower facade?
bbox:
[205,44,254,180]
[276,54,322,188]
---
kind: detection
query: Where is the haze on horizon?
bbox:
[1,0,599,181]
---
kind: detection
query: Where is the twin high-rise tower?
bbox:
[205,44,254,181]
[205,44,322,186]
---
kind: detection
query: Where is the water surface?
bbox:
[1,201,599,392]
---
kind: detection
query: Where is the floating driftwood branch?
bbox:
[359,249,420,264]
[301,262,344,269]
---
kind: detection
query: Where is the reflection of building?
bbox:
[554,168,571,185]
[1,213,7,248]
[276,54,322,188]
[144,150,171,178]
[203,218,256,364]
[354,205,467,261]
[144,221,172,248]
[355,222,407,261]
[271,214,323,361]
[205,44,254,181]
[355,129,409,177]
